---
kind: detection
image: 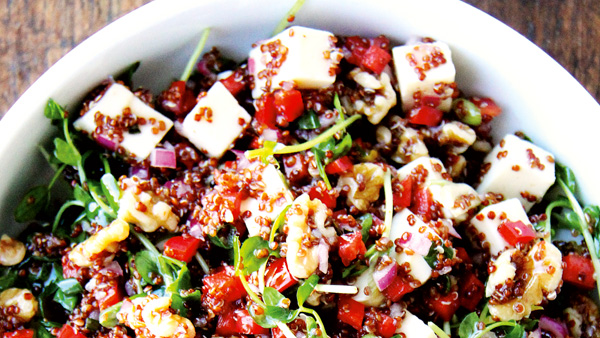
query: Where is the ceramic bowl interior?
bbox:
[1,0,599,236]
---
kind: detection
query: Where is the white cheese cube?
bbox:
[179,81,251,158]
[392,41,456,112]
[477,134,556,211]
[73,83,173,160]
[468,198,532,256]
[390,209,437,284]
[396,156,449,186]
[397,310,436,338]
[240,163,294,237]
[248,26,341,98]
[428,182,480,222]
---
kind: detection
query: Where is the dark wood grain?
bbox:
[1,0,599,117]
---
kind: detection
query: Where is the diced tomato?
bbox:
[455,247,472,264]
[61,255,84,281]
[382,275,414,302]
[164,235,202,263]
[430,291,460,322]
[308,181,337,209]
[160,80,197,117]
[497,221,536,246]
[219,70,246,96]
[377,314,396,338]
[57,325,87,338]
[337,295,365,330]
[325,156,353,175]
[96,283,124,311]
[408,105,443,126]
[3,329,34,338]
[255,94,277,128]
[410,188,433,217]
[393,176,413,209]
[563,254,596,290]
[201,266,247,310]
[265,258,298,292]
[283,153,311,186]
[459,272,485,311]
[274,89,304,123]
[338,232,367,266]
[215,304,269,336]
[361,44,392,74]
[470,97,501,117]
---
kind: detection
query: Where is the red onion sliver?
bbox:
[150,148,177,169]
[100,261,123,277]
[164,177,193,199]
[539,316,568,338]
[95,134,117,151]
[373,261,397,291]
[397,232,432,256]
[230,149,251,169]
[130,163,150,180]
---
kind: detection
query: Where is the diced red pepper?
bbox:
[337,295,364,330]
[274,89,304,123]
[255,94,277,128]
[160,80,197,117]
[430,291,460,322]
[470,97,501,117]
[57,325,87,338]
[164,235,202,263]
[497,221,536,246]
[215,304,269,336]
[3,329,34,338]
[408,105,443,126]
[377,314,396,338]
[61,255,84,281]
[459,272,485,311]
[382,275,414,302]
[410,188,433,217]
[308,181,337,209]
[338,232,367,266]
[201,266,247,310]
[563,254,596,290]
[325,156,354,175]
[393,176,413,209]
[344,36,369,66]
[265,258,298,292]
[421,95,441,108]
[96,283,124,311]
[361,44,392,74]
[219,70,247,96]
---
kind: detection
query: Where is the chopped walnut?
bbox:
[337,163,385,211]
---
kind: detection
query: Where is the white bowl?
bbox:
[1,0,599,236]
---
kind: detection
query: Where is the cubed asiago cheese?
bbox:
[477,134,556,211]
[239,163,294,237]
[428,182,480,222]
[392,41,456,112]
[248,26,341,98]
[468,198,532,256]
[397,309,436,338]
[179,81,251,158]
[396,157,449,186]
[73,83,173,160]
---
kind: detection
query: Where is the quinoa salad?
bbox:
[1,17,599,338]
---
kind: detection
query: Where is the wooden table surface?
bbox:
[1,0,599,118]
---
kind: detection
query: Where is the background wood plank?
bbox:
[1,0,598,117]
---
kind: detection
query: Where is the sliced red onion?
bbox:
[373,260,397,291]
[396,231,432,256]
[130,163,150,179]
[89,310,100,321]
[318,240,329,274]
[230,149,251,169]
[100,261,123,277]
[539,316,567,338]
[442,219,462,239]
[247,57,255,74]
[162,141,175,150]
[196,59,213,77]
[95,134,117,151]
[187,216,204,239]
[150,148,177,169]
